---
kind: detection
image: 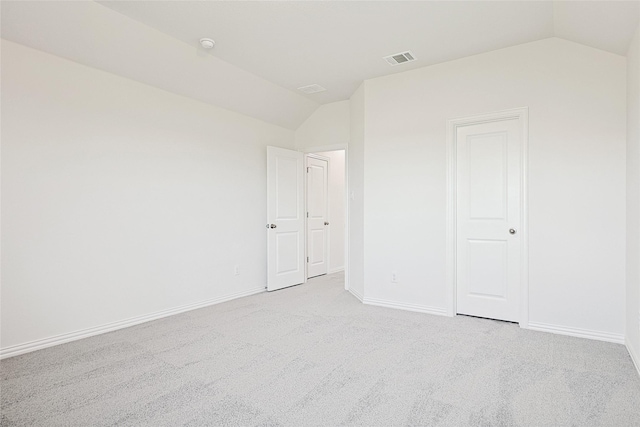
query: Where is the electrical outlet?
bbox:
[234,265,240,276]
[391,271,398,283]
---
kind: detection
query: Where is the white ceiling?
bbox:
[554,1,640,55]
[2,1,639,129]
[0,1,319,129]
[97,0,640,103]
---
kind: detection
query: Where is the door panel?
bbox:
[456,119,521,322]
[267,146,304,291]
[467,239,508,299]
[309,229,324,264]
[306,156,329,278]
[275,232,301,274]
[467,133,507,219]
[275,157,299,219]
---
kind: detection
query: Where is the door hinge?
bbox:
[307,212,309,218]
[307,256,309,262]
[306,167,310,173]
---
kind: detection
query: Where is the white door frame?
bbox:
[302,144,349,291]
[445,107,529,328]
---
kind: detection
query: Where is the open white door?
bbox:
[267,146,305,291]
[306,155,329,278]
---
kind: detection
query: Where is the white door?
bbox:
[267,146,305,291]
[456,119,521,322]
[306,156,329,278]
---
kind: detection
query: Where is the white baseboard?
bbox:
[526,321,624,344]
[630,312,640,377]
[348,286,363,302]
[328,268,345,274]
[627,339,640,378]
[0,286,265,360]
[363,297,448,317]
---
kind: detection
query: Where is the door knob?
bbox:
[267,224,276,229]
[509,228,516,235]
[324,222,329,225]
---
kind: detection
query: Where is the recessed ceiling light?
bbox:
[297,84,326,94]
[199,38,215,49]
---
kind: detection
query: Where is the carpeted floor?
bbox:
[2,271,640,426]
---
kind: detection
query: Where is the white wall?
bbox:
[1,40,295,353]
[348,85,365,300]
[312,150,345,273]
[295,101,350,151]
[361,38,627,339]
[627,24,640,364]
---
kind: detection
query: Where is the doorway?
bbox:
[446,108,529,326]
[266,145,348,292]
[306,150,346,279]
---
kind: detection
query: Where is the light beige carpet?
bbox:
[2,272,639,426]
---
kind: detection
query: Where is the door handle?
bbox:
[266,224,276,229]
[509,228,516,235]
[324,222,329,226]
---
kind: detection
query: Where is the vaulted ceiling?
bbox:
[2,1,639,129]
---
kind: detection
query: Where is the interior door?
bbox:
[306,156,329,278]
[267,146,305,291]
[456,119,521,322]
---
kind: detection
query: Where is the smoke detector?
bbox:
[383,51,416,66]
[297,84,326,94]
[199,38,215,49]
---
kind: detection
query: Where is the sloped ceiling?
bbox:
[2,1,639,129]
[0,1,319,129]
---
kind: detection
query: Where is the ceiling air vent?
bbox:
[297,84,326,94]
[383,51,416,66]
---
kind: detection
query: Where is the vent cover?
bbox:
[297,84,326,94]
[383,51,416,66]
